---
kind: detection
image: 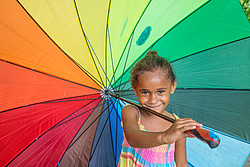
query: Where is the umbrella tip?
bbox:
[100,86,114,99]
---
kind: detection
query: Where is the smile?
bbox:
[145,105,161,109]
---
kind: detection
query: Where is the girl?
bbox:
[118,51,202,167]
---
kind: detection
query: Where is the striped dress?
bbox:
[118,111,176,167]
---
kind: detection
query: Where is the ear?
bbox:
[132,87,138,96]
[170,79,177,94]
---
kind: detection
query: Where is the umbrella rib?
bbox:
[43,97,103,104]
[107,45,150,91]
[49,98,104,131]
[171,37,250,63]
[107,27,117,90]
[0,59,101,99]
[175,87,250,91]
[109,98,122,123]
[109,0,214,86]
[118,98,127,106]
[115,89,134,93]
[73,59,105,87]
[110,35,134,89]
[133,0,213,63]
[0,90,101,114]
[59,100,122,162]
[5,97,103,166]
[1,59,102,91]
[41,97,103,132]
[63,100,109,152]
[113,33,134,92]
[73,0,105,87]
[61,97,124,163]
[16,1,102,89]
[110,43,152,91]
[114,101,118,157]
[89,98,117,162]
[84,35,112,86]
[120,93,137,97]
[58,100,107,165]
[116,77,132,94]
[50,98,103,131]
[52,98,105,130]
[113,53,250,91]
[114,99,125,159]
[107,99,123,162]
[105,1,112,86]
[44,100,104,130]
[108,0,152,84]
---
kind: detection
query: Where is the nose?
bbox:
[148,94,157,104]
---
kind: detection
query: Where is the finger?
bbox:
[176,125,196,133]
[176,119,202,127]
[175,121,202,130]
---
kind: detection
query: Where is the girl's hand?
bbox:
[161,118,203,144]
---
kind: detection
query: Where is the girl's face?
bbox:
[133,69,176,113]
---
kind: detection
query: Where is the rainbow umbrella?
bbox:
[0,0,249,166]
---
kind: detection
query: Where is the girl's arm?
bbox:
[175,138,189,167]
[122,105,164,148]
[122,105,202,148]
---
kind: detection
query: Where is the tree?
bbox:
[240,0,250,21]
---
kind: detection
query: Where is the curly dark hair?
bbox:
[130,50,176,88]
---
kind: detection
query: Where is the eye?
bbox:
[140,91,149,95]
[157,90,165,94]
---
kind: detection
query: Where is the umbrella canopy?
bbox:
[0,0,250,166]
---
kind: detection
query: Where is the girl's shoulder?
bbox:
[121,105,142,128]
[123,104,140,111]
[122,104,140,118]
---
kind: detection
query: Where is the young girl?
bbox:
[118,51,202,167]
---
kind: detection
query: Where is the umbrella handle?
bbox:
[186,127,220,149]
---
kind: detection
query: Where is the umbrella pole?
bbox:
[104,90,221,149]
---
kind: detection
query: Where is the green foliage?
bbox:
[240,0,250,21]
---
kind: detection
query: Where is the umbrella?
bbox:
[0,0,249,166]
